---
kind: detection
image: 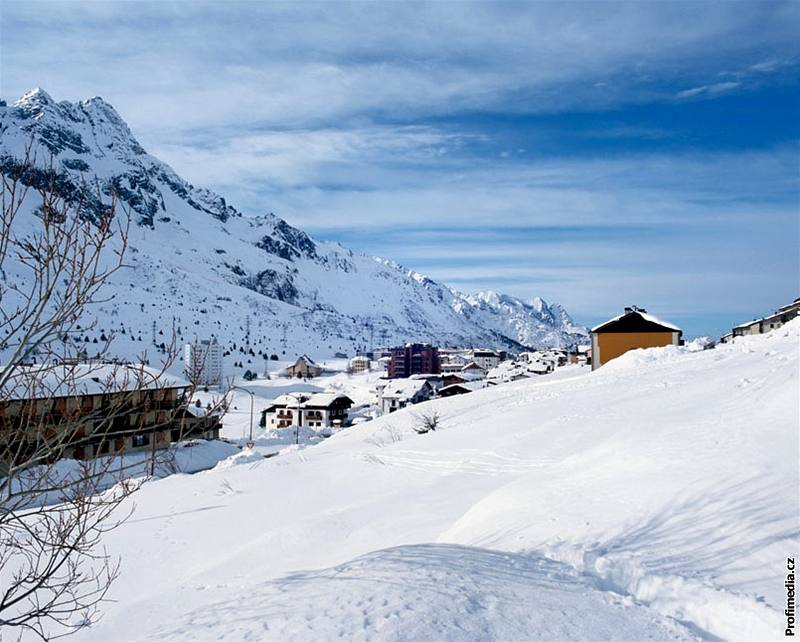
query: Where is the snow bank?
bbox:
[69,322,797,642]
[154,544,694,642]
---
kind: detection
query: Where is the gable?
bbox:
[592,312,680,334]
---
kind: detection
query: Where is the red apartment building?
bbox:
[388,343,441,378]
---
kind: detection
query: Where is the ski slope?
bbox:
[68,321,798,641]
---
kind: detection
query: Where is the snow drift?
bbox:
[63,320,798,641]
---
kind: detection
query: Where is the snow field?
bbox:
[64,321,798,641]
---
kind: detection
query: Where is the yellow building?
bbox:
[590,306,682,370]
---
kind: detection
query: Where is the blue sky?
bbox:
[2,1,798,337]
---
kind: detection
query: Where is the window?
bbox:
[132,433,150,448]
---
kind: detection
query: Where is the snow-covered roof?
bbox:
[1,363,189,401]
[732,318,763,330]
[381,378,431,399]
[591,310,681,333]
[304,392,352,408]
[266,391,352,410]
[526,362,550,373]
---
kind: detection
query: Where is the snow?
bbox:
[40,320,796,642]
[0,89,587,370]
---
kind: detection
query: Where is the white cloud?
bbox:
[2,1,797,133]
[677,81,741,98]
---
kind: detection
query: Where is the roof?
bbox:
[381,378,431,399]
[591,310,681,334]
[440,381,485,394]
[0,363,189,402]
[293,354,319,366]
[265,391,353,411]
[732,318,763,330]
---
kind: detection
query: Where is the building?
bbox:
[0,364,220,470]
[460,362,486,378]
[184,337,223,386]
[409,373,444,392]
[380,379,435,414]
[438,381,486,397]
[590,306,682,370]
[262,392,353,430]
[730,298,800,339]
[568,345,592,365]
[440,362,467,374]
[388,343,440,378]
[349,355,370,374]
[285,355,323,378]
[471,350,501,370]
[442,373,467,387]
[767,297,800,329]
[731,319,762,337]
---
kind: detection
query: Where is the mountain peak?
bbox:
[17,87,54,106]
[0,88,587,353]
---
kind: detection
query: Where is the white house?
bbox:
[471,350,501,370]
[460,362,486,378]
[380,379,435,414]
[184,337,223,386]
[349,355,370,374]
[263,392,354,430]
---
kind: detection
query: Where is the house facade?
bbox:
[460,362,486,378]
[471,350,500,370]
[349,355,370,374]
[286,355,323,378]
[380,379,434,414]
[0,364,220,471]
[262,392,353,429]
[590,306,682,370]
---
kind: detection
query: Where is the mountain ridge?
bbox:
[0,88,587,365]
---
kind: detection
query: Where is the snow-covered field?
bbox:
[55,322,800,641]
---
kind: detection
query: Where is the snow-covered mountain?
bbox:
[0,89,587,365]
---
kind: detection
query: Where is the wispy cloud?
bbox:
[2,0,798,337]
[2,1,798,133]
[676,81,741,99]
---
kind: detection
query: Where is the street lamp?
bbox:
[295,394,302,445]
[231,385,255,448]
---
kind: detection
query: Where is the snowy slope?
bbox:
[63,321,798,641]
[0,89,586,369]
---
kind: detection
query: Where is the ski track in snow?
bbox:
[361,449,557,476]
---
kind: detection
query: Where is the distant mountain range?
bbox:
[0,88,587,366]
